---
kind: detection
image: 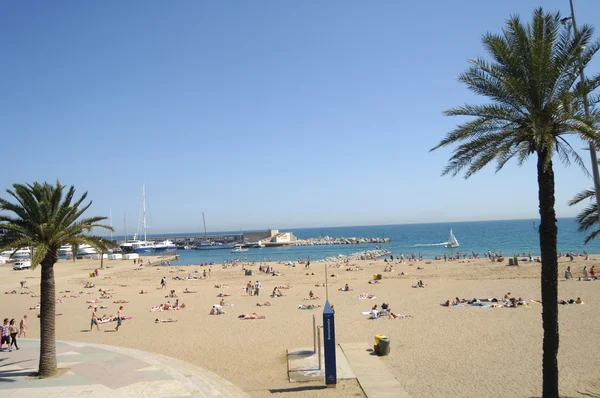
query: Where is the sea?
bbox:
[137,218,600,266]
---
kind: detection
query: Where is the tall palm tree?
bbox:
[0,181,113,378]
[569,187,600,242]
[431,8,599,398]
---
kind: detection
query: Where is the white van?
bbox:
[13,260,31,270]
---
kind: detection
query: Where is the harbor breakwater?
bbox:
[294,236,390,246]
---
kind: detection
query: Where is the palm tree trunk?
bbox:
[537,151,559,398]
[38,249,58,378]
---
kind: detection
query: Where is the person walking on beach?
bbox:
[160,276,167,289]
[1,318,11,351]
[9,319,19,351]
[255,280,261,296]
[18,315,27,338]
[591,266,596,279]
[583,266,589,278]
[90,307,100,331]
[115,306,123,332]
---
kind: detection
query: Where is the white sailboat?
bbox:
[119,184,155,254]
[446,229,460,248]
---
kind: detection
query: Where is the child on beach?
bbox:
[18,315,27,338]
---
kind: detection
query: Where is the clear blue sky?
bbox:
[2,1,599,234]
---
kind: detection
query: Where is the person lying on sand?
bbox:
[441,300,451,307]
[238,313,265,319]
[113,300,128,304]
[155,318,177,323]
[140,290,149,294]
[368,280,382,284]
[277,285,291,289]
[183,288,198,293]
[216,293,231,297]
[390,313,412,319]
[298,304,321,310]
[314,283,329,287]
[214,285,228,288]
[84,282,95,288]
[5,290,17,294]
[88,305,108,309]
[357,293,376,300]
[29,304,41,310]
[256,302,272,307]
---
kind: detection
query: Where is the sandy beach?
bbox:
[1,254,599,398]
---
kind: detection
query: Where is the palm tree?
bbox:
[0,181,113,378]
[431,8,600,398]
[569,187,600,242]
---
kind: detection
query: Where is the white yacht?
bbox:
[77,244,98,256]
[154,239,177,251]
[231,244,248,253]
[59,245,73,256]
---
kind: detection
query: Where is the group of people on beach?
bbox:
[0,315,27,352]
[565,265,596,280]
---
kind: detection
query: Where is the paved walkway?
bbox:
[340,343,410,398]
[0,339,249,397]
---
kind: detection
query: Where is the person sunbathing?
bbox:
[256,302,272,307]
[209,306,225,315]
[368,280,382,284]
[339,284,351,292]
[5,290,17,294]
[140,290,149,294]
[217,293,231,297]
[88,305,108,309]
[238,313,266,319]
[298,304,320,310]
[314,283,329,287]
[214,285,228,288]
[357,293,376,300]
[412,280,425,288]
[452,297,462,306]
[390,312,412,319]
[441,300,451,307]
[29,304,41,310]
[84,282,95,288]
[113,300,128,304]
[155,318,177,323]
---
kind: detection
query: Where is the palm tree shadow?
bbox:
[0,369,38,383]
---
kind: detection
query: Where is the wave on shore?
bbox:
[412,242,448,247]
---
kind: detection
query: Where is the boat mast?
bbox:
[202,212,207,236]
[142,183,147,241]
[124,213,127,243]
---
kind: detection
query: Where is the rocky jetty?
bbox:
[294,236,390,246]
[318,248,391,263]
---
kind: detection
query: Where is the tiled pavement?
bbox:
[0,339,249,397]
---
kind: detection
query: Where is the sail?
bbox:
[448,229,459,247]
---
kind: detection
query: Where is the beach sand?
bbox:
[1,254,599,397]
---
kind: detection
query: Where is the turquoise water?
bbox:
[144,218,599,265]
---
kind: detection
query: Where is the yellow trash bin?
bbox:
[374,334,387,345]
[373,274,378,280]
